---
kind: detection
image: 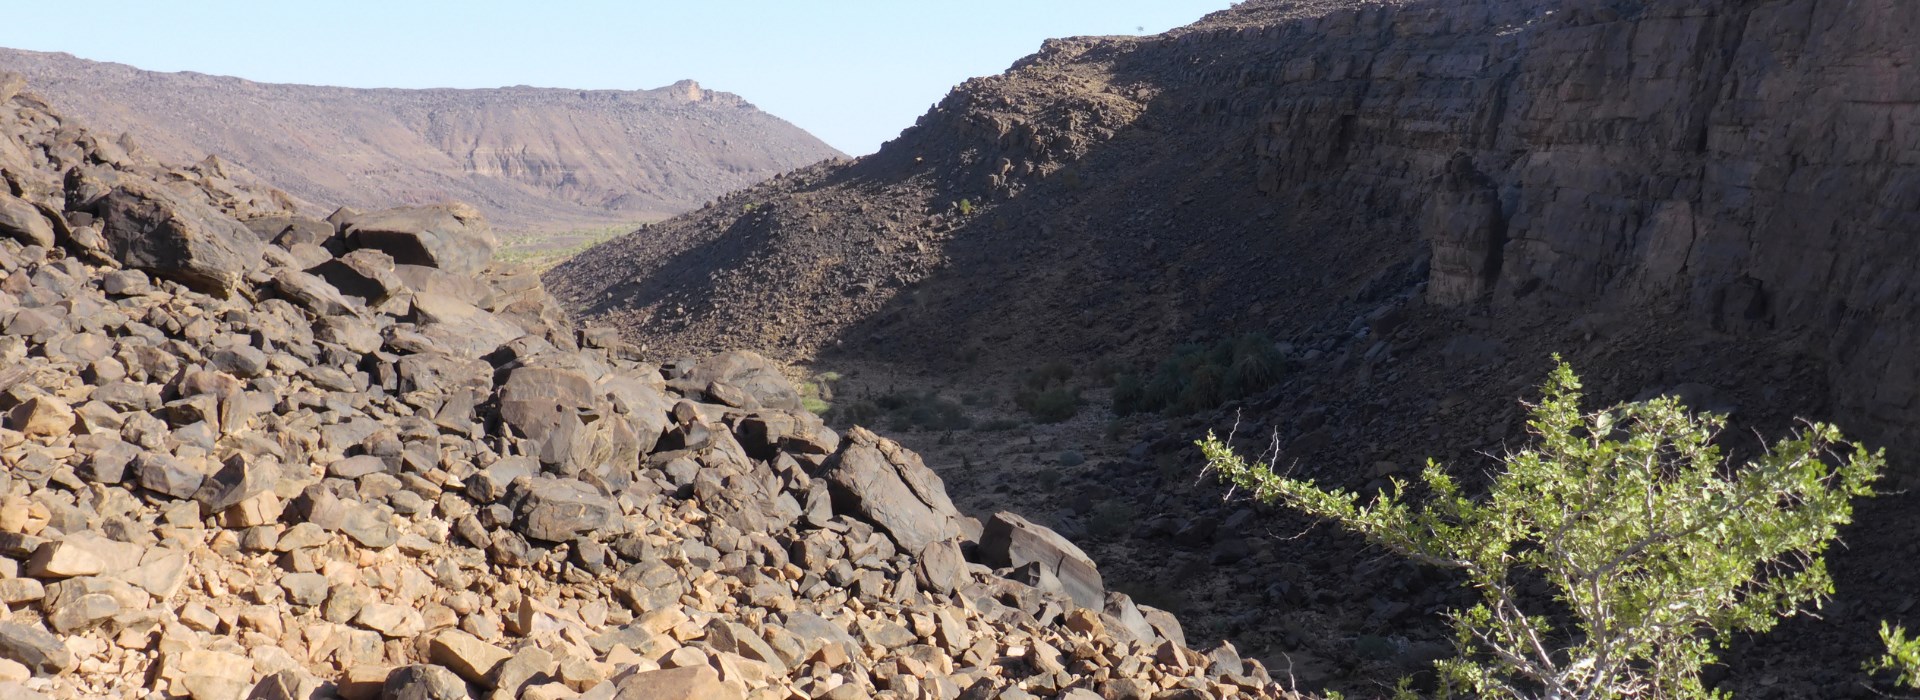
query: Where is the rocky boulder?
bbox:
[0,193,54,249]
[93,181,264,296]
[979,511,1105,610]
[342,204,496,277]
[823,427,966,555]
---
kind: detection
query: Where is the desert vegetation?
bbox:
[1113,333,1288,416]
[1201,359,1887,698]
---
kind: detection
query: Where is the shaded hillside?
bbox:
[550,0,1920,458]
[0,47,843,230]
[550,1,1920,695]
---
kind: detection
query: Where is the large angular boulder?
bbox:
[342,204,496,277]
[979,511,1105,610]
[509,477,622,543]
[497,366,595,468]
[0,621,73,675]
[409,292,523,359]
[0,193,54,249]
[613,665,740,700]
[94,182,264,296]
[683,351,802,411]
[823,427,965,555]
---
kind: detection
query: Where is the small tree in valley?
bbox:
[1198,359,1884,699]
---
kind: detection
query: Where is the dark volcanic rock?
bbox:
[824,427,966,555]
[979,511,1105,610]
[342,204,496,278]
[94,182,264,295]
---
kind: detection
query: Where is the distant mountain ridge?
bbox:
[0,47,843,230]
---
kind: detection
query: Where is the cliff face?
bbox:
[0,48,844,230]
[1240,0,1920,454]
[554,0,1920,458]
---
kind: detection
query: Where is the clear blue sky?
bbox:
[0,1,1237,155]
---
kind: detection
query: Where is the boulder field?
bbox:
[0,75,1287,699]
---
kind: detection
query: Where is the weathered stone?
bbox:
[611,665,739,700]
[0,622,73,675]
[512,477,621,543]
[194,453,279,513]
[823,427,965,555]
[8,396,73,438]
[310,249,405,304]
[343,204,496,278]
[355,602,426,638]
[682,351,801,411]
[428,629,511,685]
[25,541,105,579]
[46,592,118,633]
[0,193,54,249]
[246,669,325,700]
[487,646,555,697]
[382,664,471,700]
[979,511,1104,610]
[95,182,265,296]
[331,455,390,479]
[137,454,207,500]
[915,537,967,595]
[280,573,330,607]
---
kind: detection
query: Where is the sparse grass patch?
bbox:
[797,372,841,417]
[495,222,646,271]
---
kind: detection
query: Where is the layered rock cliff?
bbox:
[0,48,843,230]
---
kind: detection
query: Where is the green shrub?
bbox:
[1024,362,1074,391]
[1871,623,1920,689]
[976,418,1023,432]
[1015,387,1081,423]
[1114,333,1286,416]
[1199,358,1885,699]
[871,390,972,432]
[1086,499,1135,539]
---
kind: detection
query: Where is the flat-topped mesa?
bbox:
[0,48,846,230]
[0,75,1292,698]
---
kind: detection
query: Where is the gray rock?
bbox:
[824,427,965,555]
[0,193,54,249]
[280,573,330,607]
[193,453,279,513]
[683,351,801,411]
[382,664,471,700]
[269,268,358,317]
[512,477,621,543]
[915,537,968,595]
[246,669,325,700]
[342,204,496,278]
[46,592,119,633]
[979,511,1105,610]
[137,454,206,500]
[0,621,74,675]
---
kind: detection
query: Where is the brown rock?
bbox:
[428,630,511,685]
[8,397,74,438]
[611,665,741,700]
